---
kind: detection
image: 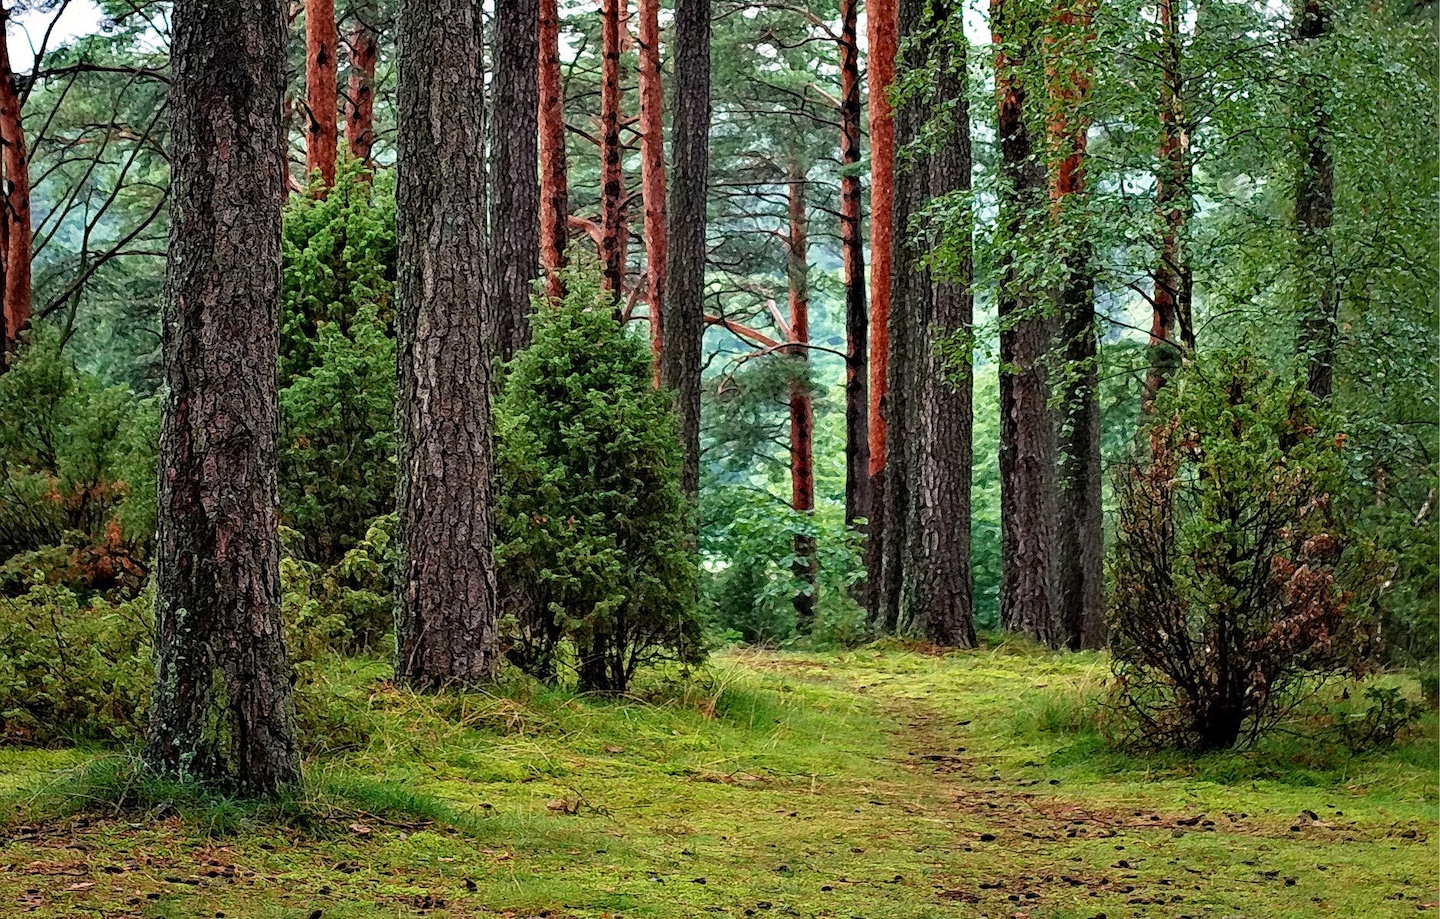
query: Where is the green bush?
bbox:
[496,268,703,694]
[0,330,156,598]
[281,514,399,661]
[1108,352,1374,751]
[0,580,152,744]
[279,164,397,564]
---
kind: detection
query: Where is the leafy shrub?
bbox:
[701,485,865,647]
[0,580,152,744]
[496,268,702,694]
[1335,685,1424,749]
[1108,352,1373,751]
[279,164,397,564]
[281,514,399,661]
[0,330,156,598]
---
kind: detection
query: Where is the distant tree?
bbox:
[662,0,712,501]
[344,0,380,168]
[537,0,568,301]
[839,0,868,536]
[143,0,300,795]
[993,0,1060,647]
[597,0,626,301]
[305,0,340,187]
[1293,0,1337,400]
[489,0,541,361]
[393,0,500,688]
[0,3,33,363]
[637,0,667,379]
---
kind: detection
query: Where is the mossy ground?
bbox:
[0,644,1434,918]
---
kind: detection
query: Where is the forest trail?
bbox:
[0,648,1435,918]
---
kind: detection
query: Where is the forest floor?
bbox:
[0,643,1435,919]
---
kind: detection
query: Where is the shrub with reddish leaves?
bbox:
[1108,352,1376,751]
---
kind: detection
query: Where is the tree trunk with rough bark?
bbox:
[898,7,976,648]
[598,0,626,301]
[344,0,379,168]
[1047,0,1103,650]
[839,0,869,535]
[873,0,922,635]
[661,0,710,502]
[637,0,667,382]
[994,0,1059,648]
[305,0,339,187]
[864,0,898,625]
[1294,0,1336,400]
[394,0,500,689]
[0,6,31,360]
[786,163,817,633]
[143,0,300,797]
[538,0,568,301]
[489,0,541,361]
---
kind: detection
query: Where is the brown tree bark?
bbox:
[994,0,1059,647]
[0,6,32,359]
[538,0,569,301]
[1294,0,1336,399]
[864,0,898,617]
[143,0,300,796]
[598,0,627,300]
[1144,0,1194,407]
[344,0,379,168]
[839,0,869,534]
[489,0,541,362]
[394,0,500,689]
[305,0,339,187]
[898,5,976,648]
[785,162,818,632]
[637,0,667,382]
[1047,0,1104,650]
[661,0,711,501]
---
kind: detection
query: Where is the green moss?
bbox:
[0,648,1434,917]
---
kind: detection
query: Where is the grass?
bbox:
[0,645,1434,918]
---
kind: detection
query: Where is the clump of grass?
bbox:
[1,755,490,838]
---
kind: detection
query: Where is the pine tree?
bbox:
[143,0,300,795]
[305,0,339,187]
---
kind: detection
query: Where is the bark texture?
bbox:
[864,0,898,615]
[598,0,627,300]
[0,7,31,361]
[1145,0,1193,406]
[839,0,869,533]
[786,163,817,633]
[143,0,300,796]
[538,0,569,301]
[637,0,668,380]
[898,11,975,648]
[344,0,379,168]
[305,0,339,186]
[661,0,711,501]
[994,0,1059,647]
[1294,0,1336,400]
[1047,0,1103,650]
[394,0,500,689]
[489,0,542,361]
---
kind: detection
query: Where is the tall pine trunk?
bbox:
[538,0,569,301]
[899,5,976,648]
[1145,0,1193,406]
[344,0,379,168]
[875,0,923,635]
[1294,0,1336,399]
[143,0,300,796]
[489,0,541,361]
[305,0,339,187]
[1048,0,1103,650]
[598,0,627,300]
[864,0,898,626]
[839,0,869,536]
[786,162,818,633]
[661,0,711,501]
[394,0,500,689]
[994,0,1059,647]
[0,6,31,361]
[637,0,668,381]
